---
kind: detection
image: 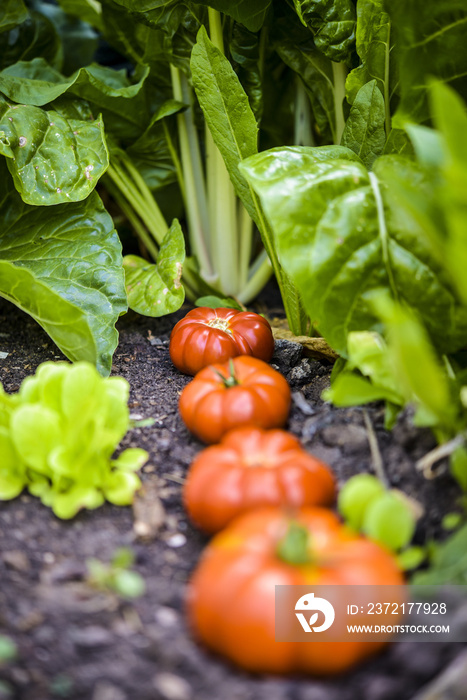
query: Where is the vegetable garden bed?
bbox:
[0,297,464,700]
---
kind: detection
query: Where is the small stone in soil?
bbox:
[153,672,192,700]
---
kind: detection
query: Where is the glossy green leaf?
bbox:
[0,9,63,72]
[412,524,467,585]
[195,295,243,310]
[191,27,258,224]
[126,101,183,190]
[112,0,272,32]
[373,294,456,429]
[0,170,126,375]
[56,0,104,31]
[387,0,467,126]
[405,124,446,169]
[0,261,98,366]
[124,218,185,317]
[292,0,356,63]
[324,372,400,407]
[0,95,108,205]
[428,83,467,307]
[0,0,28,34]
[241,146,467,356]
[346,0,396,133]
[341,80,386,170]
[451,446,467,492]
[273,19,335,143]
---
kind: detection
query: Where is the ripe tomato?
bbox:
[184,427,336,533]
[187,507,405,675]
[169,307,275,375]
[179,356,291,444]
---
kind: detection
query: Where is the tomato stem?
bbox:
[276,521,312,565]
[213,359,239,388]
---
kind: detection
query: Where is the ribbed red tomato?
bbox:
[169,307,275,375]
[184,427,336,533]
[179,356,291,443]
[187,507,405,675]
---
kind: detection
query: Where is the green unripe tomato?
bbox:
[362,491,416,551]
[338,474,385,531]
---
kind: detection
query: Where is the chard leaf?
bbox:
[230,22,263,122]
[123,218,185,316]
[291,0,356,63]
[341,80,386,170]
[0,58,149,116]
[192,28,306,335]
[0,0,28,34]
[56,0,104,32]
[191,26,258,224]
[126,100,184,190]
[0,171,126,375]
[111,0,272,32]
[0,9,63,72]
[273,19,335,143]
[0,95,108,205]
[0,260,98,365]
[386,0,467,125]
[241,146,467,356]
[346,0,396,132]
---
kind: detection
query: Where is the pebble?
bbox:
[2,550,29,572]
[166,533,186,548]
[71,626,114,648]
[154,606,179,628]
[92,681,128,700]
[153,672,192,700]
[321,424,369,452]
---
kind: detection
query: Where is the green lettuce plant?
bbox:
[0,361,148,518]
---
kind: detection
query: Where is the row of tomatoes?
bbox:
[168,307,404,676]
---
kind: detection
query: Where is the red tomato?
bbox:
[184,427,336,533]
[169,307,275,375]
[187,507,405,675]
[179,356,291,443]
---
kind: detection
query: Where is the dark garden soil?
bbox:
[0,292,466,700]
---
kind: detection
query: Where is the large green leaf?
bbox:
[126,100,183,190]
[346,0,397,135]
[0,94,108,205]
[0,9,63,72]
[272,17,335,143]
[111,0,271,32]
[341,80,386,170]
[241,146,467,356]
[56,0,104,31]
[386,0,467,125]
[0,261,97,364]
[191,26,258,224]
[229,21,263,122]
[123,218,185,316]
[0,170,126,375]
[292,0,356,63]
[0,0,28,34]
[0,58,149,114]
